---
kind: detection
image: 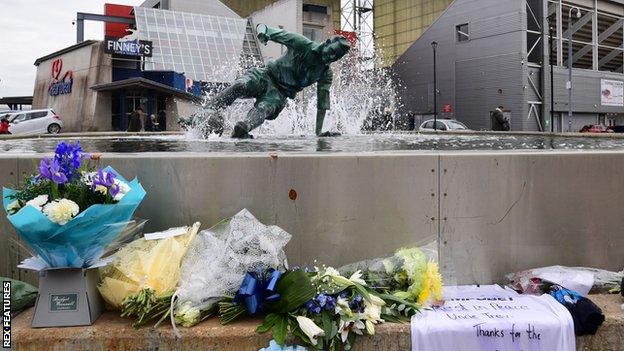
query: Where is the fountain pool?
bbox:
[3,132,624,153]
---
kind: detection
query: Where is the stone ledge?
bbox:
[11,295,623,351]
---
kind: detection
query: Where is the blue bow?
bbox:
[235,269,282,314]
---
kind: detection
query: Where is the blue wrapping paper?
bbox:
[3,166,146,268]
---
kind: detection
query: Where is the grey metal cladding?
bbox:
[552,67,624,114]
[456,53,525,130]
[392,0,530,130]
[470,11,524,40]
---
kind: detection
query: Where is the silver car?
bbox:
[7,109,63,135]
[418,119,469,131]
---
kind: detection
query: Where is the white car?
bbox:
[418,119,469,131]
[7,109,63,135]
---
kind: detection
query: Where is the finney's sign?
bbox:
[105,36,152,57]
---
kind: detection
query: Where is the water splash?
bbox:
[185,46,401,137]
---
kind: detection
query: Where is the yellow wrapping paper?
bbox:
[98,222,200,308]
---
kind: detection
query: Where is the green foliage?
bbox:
[267,269,315,313]
[273,314,289,345]
[120,288,173,328]
[377,293,420,323]
[218,298,248,325]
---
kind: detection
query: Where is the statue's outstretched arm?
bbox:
[256,24,312,50]
[316,68,333,135]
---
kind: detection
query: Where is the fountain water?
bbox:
[185,46,400,138]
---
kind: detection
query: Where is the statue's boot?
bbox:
[232,121,254,139]
[231,106,268,139]
[318,131,342,137]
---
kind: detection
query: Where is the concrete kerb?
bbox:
[10,295,624,350]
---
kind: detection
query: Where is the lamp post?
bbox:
[431,41,438,131]
[567,6,581,132]
[548,14,556,132]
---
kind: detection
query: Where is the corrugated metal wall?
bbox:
[393,0,531,130]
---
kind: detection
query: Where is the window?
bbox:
[11,114,26,123]
[435,121,448,130]
[423,121,435,129]
[28,111,48,119]
[303,26,323,42]
[447,120,467,130]
[456,23,469,42]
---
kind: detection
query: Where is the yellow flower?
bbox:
[417,260,443,305]
[95,184,108,195]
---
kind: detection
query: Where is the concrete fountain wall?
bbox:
[1,150,623,285]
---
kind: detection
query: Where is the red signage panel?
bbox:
[104,3,134,39]
[334,30,357,46]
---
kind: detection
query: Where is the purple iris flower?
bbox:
[38,158,68,184]
[92,169,120,197]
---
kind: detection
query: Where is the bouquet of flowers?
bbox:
[98,223,200,327]
[339,244,443,306]
[2,141,146,268]
[173,209,291,328]
[219,264,421,351]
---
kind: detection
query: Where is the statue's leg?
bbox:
[202,81,249,136]
[179,71,259,135]
[208,81,247,109]
[232,93,287,138]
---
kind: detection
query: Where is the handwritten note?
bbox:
[411,285,575,351]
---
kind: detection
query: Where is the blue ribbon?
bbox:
[235,269,282,314]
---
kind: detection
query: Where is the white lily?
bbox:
[335,296,352,316]
[296,316,325,346]
[325,266,341,277]
[339,318,366,342]
[363,300,383,322]
[349,270,367,286]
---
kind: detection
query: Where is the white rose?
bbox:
[43,199,80,225]
[26,195,49,211]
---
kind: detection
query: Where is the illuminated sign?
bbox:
[49,58,73,96]
[105,36,152,57]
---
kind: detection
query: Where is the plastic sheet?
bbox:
[506,265,624,296]
[174,209,291,326]
[98,223,200,308]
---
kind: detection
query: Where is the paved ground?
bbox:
[11,295,623,350]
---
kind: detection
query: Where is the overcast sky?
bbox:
[0,0,144,97]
